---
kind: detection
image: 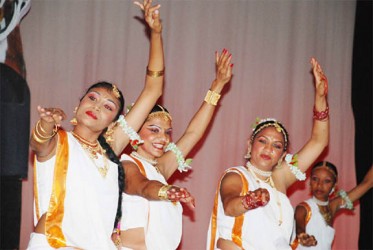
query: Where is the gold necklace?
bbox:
[318,204,332,226]
[247,166,283,226]
[130,152,160,173]
[71,131,109,177]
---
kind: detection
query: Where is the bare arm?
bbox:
[158,50,233,179]
[123,160,195,208]
[220,172,248,217]
[275,58,329,190]
[111,0,164,155]
[330,166,373,215]
[30,106,66,161]
[294,205,318,247]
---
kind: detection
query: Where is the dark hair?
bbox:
[98,134,124,230]
[84,82,125,230]
[82,81,125,121]
[312,161,338,182]
[250,119,289,151]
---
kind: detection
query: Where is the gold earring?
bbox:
[105,122,118,147]
[275,159,283,169]
[70,117,77,125]
[70,107,78,125]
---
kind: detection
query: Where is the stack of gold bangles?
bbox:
[32,120,58,143]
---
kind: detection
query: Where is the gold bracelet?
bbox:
[158,185,172,200]
[146,67,164,78]
[204,90,221,106]
[32,129,50,144]
[37,120,48,134]
[35,120,58,139]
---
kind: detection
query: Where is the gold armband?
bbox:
[204,90,221,106]
[158,185,172,200]
[146,67,165,78]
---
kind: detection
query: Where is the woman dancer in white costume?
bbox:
[207,58,329,250]
[27,1,165,248]
[291,162,373,249]
[115,3,233,248]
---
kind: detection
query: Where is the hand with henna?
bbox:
[167,186,196,209]
[311,57,328,97]
[297,232,318,247]
[241,188,270,210]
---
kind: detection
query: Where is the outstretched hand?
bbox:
[37,105,66,127]
[215,49,233,86]
[297,232,318,247]
[167,186,196,209]
[242,188,270,210]
[311,57,328,97]
[134,0,162,33]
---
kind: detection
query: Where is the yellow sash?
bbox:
[45,129,69,247]
[208,167,249,250]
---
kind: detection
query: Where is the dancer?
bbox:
[207,58,329,250]
[116,49,233,249]
[27,1,164,248]
[291,162,373,249]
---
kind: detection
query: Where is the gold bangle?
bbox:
[32,129,49,144]
[35,120,58,139]
[37,120,48,134]
[158,185,172,200]
[204,90,221,106]
[146,67,164,78]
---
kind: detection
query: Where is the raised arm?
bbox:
[30,106,66,161]
[110,0,164,155]
[330,166,373,215]
[158,50,233,179]
[277,58,330,189]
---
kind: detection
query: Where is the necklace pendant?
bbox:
[98,167,108,177]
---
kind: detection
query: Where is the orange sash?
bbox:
[290,201,312,249]
[208,167,249,250]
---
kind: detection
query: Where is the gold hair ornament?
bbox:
[147,105,172,122]
[112,84,121,99]
[313,161,337,180]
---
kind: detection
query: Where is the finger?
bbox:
[215,51,219,65]
[217,49,226,65]
[133,1,145,10]
[219,49,230,66]
[224,53,232,70]
[149,4,161,13]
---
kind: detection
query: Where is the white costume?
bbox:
[207,166,294,250]
[120,154,183,250]
[28,131,118,249]
[292,198,335,250]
